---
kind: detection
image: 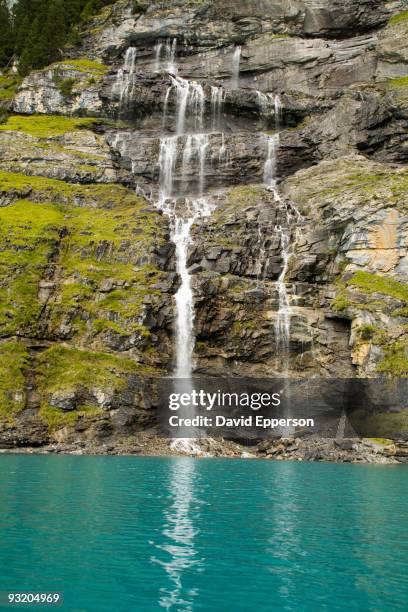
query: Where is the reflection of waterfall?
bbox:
[152,459,201,610]
[154,38,177,74]
[114,47,137,109]
[231,46,241,89]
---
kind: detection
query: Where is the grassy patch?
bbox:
[0,114,98,138]
[0,75,22,102]
[347,271,408,303]
[39,403,103,430]
[0,171,137,207]
[51,59,108,75]
[388,76,408,90]
[0,200,63,335]
[350,408,408,438]
[378,341,408,376]
[0,178,167,347]
[332,293,350,312]
[389,10,408,26]
[36,345,139,394]
[228,185,264,206]
[0,341,29,418]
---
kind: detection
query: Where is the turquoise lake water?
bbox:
[0,456,407,611]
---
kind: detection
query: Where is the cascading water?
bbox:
[111,40,233,451]
[261,100,294,378]
[274,220,292,354]
[164,76,205,134]
[154,38,177,74]
[263,134,279,188]
[115,47,137,109]
[256,92,282,126]
[210,86,225,130]
[153,50,226,453]
[274,94,282,128]
[231,46,241,89]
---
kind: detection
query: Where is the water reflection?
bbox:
[151,459,202,610]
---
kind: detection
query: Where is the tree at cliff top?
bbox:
[0,0,14,68]
[12,0,115,75]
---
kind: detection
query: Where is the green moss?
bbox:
[0,171,140,208]
[39,402,103,430]
[228,185,263,206]
[0,341,29,418]
[357,324,376,341]
[0,171,168,360]
[0,114,98,138]
[0,200,63,335]
[350,408,408,438]
[365,438,394,446]
[387,76,408,90]
[347,271,408,303]
[393,306,408,318]
[332,294,350,312]
[232,319,257,332]
[295,164,408,210]
[36,345,140,395]
[0,75,22,102]
[389,10,408,26]
[51,59,108,75]
[357,324,387,344]
[378,341,408,376]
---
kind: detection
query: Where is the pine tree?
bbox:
[0,0,14,67]
[43,0,67,65]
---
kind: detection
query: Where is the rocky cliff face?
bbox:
[1,0,408,452]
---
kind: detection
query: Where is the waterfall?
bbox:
[257,91,282,126]
[261,99,294,377]
[181,134,209,193]
[256,91,274,114]
[157,127,211,385]
[174,76,205,134]
[158,137,178,200]
[115,47,137,109]
[274,94,282,129]
[263,134,279,187]
[153,38,177,74]
[154,41,163,72]
[210,86,225,130]
[231,46,241,89]
[274,220,291,351]
[173,213,196,378]
[163,76,205,134]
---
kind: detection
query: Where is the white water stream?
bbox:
[231,46,241,89]
[115,47,137,109]
[154,38,177,74]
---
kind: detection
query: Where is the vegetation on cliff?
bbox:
[0,0,115,74]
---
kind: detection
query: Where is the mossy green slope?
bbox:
[0,170,169,423]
